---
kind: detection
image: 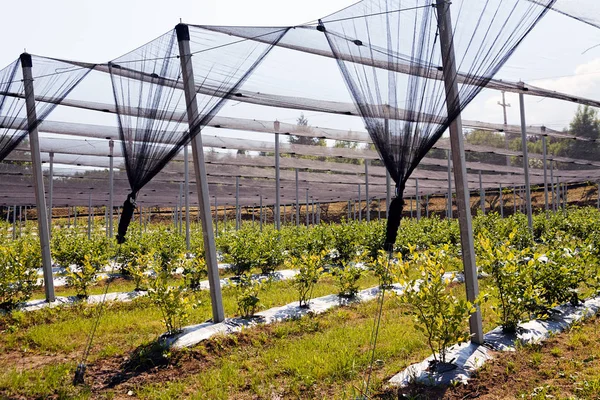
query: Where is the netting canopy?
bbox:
[0,55,91,162]
[3,0,600,251]
[108,24,288,242]
[318,0,553,248]
[539,0,600,30]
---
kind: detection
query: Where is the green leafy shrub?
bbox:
[181,256,207,290]
[147,227,186,271]
[254,228,285,275]
[535,243,597,308]
[365,249,395,289]
[148,271,193,335]
[366,221,386,257]
[65,255,98,299]
[51,229,113,269]
[330,222,361,265]
[478,231,543,332]
[398,247,480,365]
[288,252,324,308]
[0,237,41,310]
[235,274,262,318]
[331,261,363,298]
[125,250,156,291]
[220,226,284,275]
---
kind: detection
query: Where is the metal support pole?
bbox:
[435,3,483,344]
[295,169,300,227]
[223,204,227,230]
[21,53,54,302]
[109,139,114,238]
[550,161,556,212]
[347,200,351,221]
[518,90,533,232]
[479,171,485,215]
[178,183,183,235]
[259,194,263,232]
[513,186,517,214]
[358,184,362,222]
[214,196,218,236]
[74,206,78,227]
[275,129,281,230]
[235,176,240,230]
[499,184,504,217]
[88,193,92,240]
[365,160,370,222]
[48,152,54,234]
[425,195,429,218]
[410,197,413,219]
[184,145,190,250]
[12,206,16,240]
[416,178,420,221]
[139,204,142,239]
[447,149,452,219]
[176,24,224,322]
[306,189,309,227]
[541,131,549,216]
[563,182,567,211]
[386,171,391,219]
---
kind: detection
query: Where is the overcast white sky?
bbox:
[2,0,600,143]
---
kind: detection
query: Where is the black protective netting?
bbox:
[531,0,600,30]
[0,55,91,162]
[314,0,554,248]
[109,24,288,242]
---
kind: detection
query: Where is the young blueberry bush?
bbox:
[288,252,324,308]
[0,236,41,310]
[398,246,481,366]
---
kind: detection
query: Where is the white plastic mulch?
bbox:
[164,283,407,349]
[16,269,299,313]
[387,295,600,388]
[35,262,235,288]
[164,272,467,349]
[17,291,147,313]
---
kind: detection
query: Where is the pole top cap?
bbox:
[19,53,32,68]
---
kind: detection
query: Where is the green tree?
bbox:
[566,105,600,167]
[332,139,362,165]
[289,113,326,147]
[465,129,507,165]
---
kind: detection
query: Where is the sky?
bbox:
[2,0,600,158]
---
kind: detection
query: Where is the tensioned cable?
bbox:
[73,243,123,384]
[361,252,393,398]
[303,3,433,25]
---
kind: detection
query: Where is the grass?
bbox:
[0,279,499,399]
[391,314,600,400]
[0,272,380,357]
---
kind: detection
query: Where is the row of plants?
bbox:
[3,208,600,326]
